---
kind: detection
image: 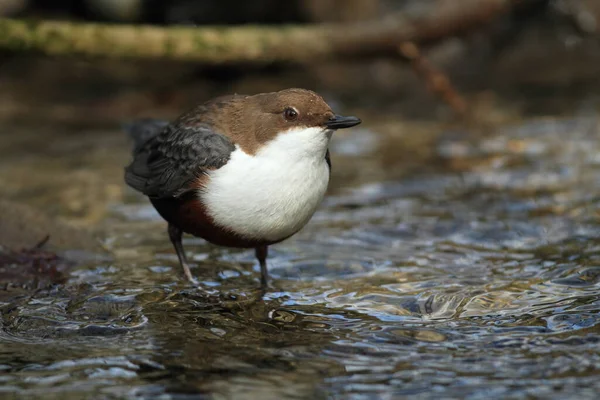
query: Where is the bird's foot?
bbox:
[180,262,200,285]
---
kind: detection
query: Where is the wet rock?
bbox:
[0,199,109,295]
[0,199,105,253]
[0,239,70,296]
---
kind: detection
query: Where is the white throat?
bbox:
[200,127,332,242]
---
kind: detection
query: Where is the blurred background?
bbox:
[1,0,600,128]
[2,1,600,399]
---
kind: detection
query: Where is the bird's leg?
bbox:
[168,223,196,283]
[255,245,269,287]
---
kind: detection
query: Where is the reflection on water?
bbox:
[1,114,600,399]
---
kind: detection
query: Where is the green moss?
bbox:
[163,34,176,57]
[0,19,28,51]
[192,32,210,52]
[0,18,332,63]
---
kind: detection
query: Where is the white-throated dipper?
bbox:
[124,88,361,286]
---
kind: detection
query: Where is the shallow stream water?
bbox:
[1,108,600,398]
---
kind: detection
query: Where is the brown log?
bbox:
[0,0,518,64]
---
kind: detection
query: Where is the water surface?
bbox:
[1,112,599,399]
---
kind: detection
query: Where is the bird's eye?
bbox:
[284,107,298,121]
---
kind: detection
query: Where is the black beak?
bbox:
[325,115,362,130]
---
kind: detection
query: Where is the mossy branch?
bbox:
[0,0,516,63]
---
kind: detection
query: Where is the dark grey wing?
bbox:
[325,149,331,171]
[124,123,235,199]
[124,118,170,153]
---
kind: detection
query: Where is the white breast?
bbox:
[200,127,332,242]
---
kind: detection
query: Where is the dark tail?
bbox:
[123,119,169,153]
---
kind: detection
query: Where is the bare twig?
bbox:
[32,235,50,250]
[399,41,467,115]
[0,0,518,64]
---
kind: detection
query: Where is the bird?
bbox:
[124,88,361,286]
